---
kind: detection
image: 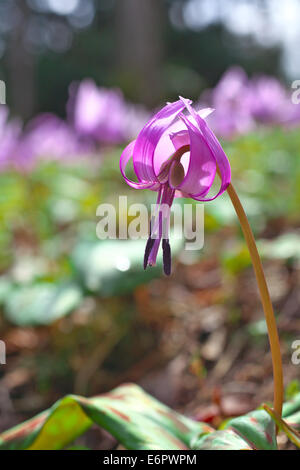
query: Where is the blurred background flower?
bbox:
[68,79,149,144]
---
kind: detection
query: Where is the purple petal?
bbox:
[198,108,215,119]
[153,119,186,175]
[179,97,231,201]
[169,128,189,150]
[133,100,189,183]
[120,140,158,190]
[174,114,216,196]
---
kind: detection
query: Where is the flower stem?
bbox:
[226,182,283,416]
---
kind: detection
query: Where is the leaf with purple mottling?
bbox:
[0,383,212,450]
[264,404,300,449]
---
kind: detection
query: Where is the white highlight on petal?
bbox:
[198,108,215,119]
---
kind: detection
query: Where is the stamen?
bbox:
[162,239,171,276]
[148,211,163,267]
[144,184,175,272]
[144,236,155,269]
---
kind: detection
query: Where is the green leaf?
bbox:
[285,380,300,401]
[194,409,276,450]
[3,282,83,325]
[0,384,212,450]
[2,385,300,450]
[264,404,300,449]
[282,392,300,420]
[0,276,13,304]
[193,429,253,450]
[260,233,300,260]
[224,409,277,450]
[71,236,182,296]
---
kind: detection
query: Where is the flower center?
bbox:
[157,144,190,187]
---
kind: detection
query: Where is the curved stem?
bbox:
[226,182,283,417]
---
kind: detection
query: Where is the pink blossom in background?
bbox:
[68,79,149,145]
[199,67,255,138]
[13,114,92,171]
[1,69,300,172]
[283,102,300,127]
[248,76,289,124]
[198,67,300,138]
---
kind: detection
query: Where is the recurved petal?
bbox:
[169,129,189,150]
[120,140,158,190]
[173,114,216,196]
[179,97,231,201]
[198,107,215,119]
[153,119,186,175]
[133,100,189,183]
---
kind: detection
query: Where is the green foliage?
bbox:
[1,127,300,448]
[1,384,300,450]
[3,282,83,326]
[0,384,212,451]
[223,128,300,223]
[72,239,162,296]
[285,380,300,401]
[0,155,187,324]
[260,233,300,260]
[264,404,300,449]
[72,235,182,297]
[1,126,300,325]
[192,409,277,450]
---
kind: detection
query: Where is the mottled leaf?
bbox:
[224,409,277,450]
[0,384,212,450]
[264,404,300,448]
[2,385,300,450]
[193,429,253,450]
[193,409,276,450]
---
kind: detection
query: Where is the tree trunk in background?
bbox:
[6,0,35,120]
[115,0,164,107]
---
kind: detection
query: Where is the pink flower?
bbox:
[68,79,149,144]
[205,67,254,138]
[249,76,288,124]
[120,97,231,275]
[14,114,90,170]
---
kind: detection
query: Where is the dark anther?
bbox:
[162,239,171,276]
[144,236,155,270]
